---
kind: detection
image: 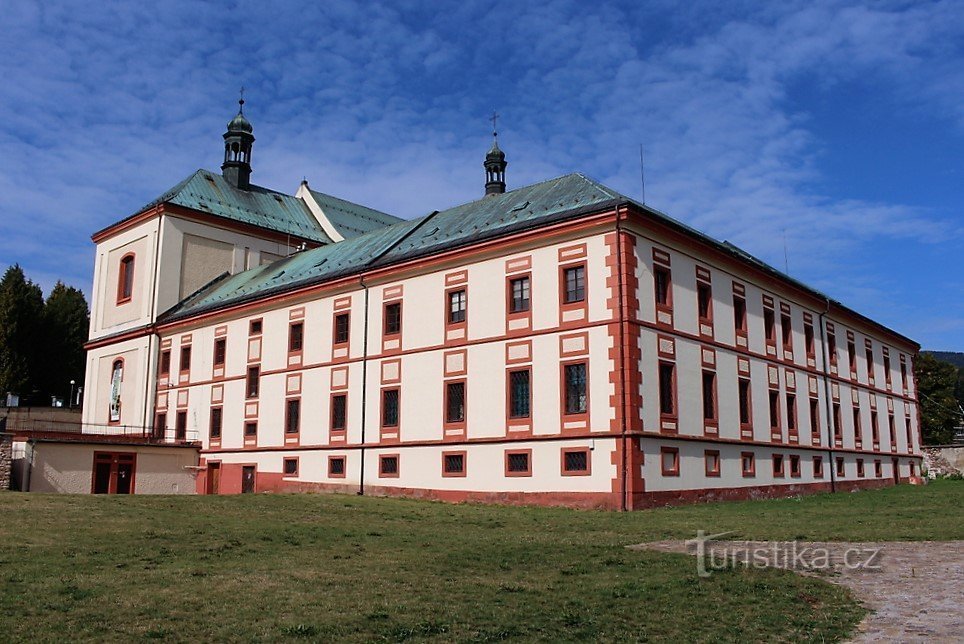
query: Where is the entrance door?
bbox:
[91,452,137,494]
[207,462,221,495]
[241,466,256,493]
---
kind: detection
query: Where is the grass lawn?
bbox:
[0,481,960,642]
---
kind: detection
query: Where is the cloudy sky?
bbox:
[0,0,962,349]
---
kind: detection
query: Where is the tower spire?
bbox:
[483,111,507,196]
[221,91,255,190]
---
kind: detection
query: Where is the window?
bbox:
[828,330,838,365]
[505,450,531,476]
[213,338,226,367]
[159,350,171,376]
[154,413,166,438]
[445,382,465,423]
[562,448,589,475]
[448,289,466,324]
[900,362,908,389]
[563,265,585,303]
[285,399,301,435]
[175,410,187,440]
[658,362,676,416]
[701,371,717,421]
[781,314,792,348]
[117,254,135,303]
[384,302,402,335]
[804,322,814,357]
[768,390,780,431]
[853,407,862,445]
[764,308,776,343]
[741,452,756,477]
[848,341,856,373]
[328,456,346,477]
[249,319,262,335]
[654,266,671,307]
[331,394,347,431]
[563,363,587,415]
[856,458,865,478]
[871,411,880,444]
[246,366,260,399]
[509,276,530,313]
[810,398,820,438]
[283,458,298,477]
[832,403,842,442]
[733,295,747,334]
[509,369,530,418]
[382,389,400,427]
[705,450,721,477]
[443,452,465,476]
[180,346,191,373]
[865,348,875,382]
[697,282,712,321]
[905,417,912,447]
[836,457,845,478]
[289,322,304,352]
[789,454,801,477]
[379,455,399,477]
[739,379,752,426]
[244,421,258,438]
[786,394,797,433]
[883,355,891,384]
[334,312,350,344]
[210,407,222,439]
[772,454,784,477]
[889,414,896,448]
[660,447,679,476]
[813,456,824,478]
[875,460,882,478]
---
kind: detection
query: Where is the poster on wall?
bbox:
[109,361,123,422]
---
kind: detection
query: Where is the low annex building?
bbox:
[81,101,924,507]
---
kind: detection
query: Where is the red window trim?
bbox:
[158,349,171,377]
[660,446,680,477]
[282,456,299,478]
[789,454,801,478]
[505,272,533,335]
[768,388,782,442]
[116,253,135,305]
[558,261,588,328]
[696,272,713,336]
[856,458,865,478]
[383,300,402,337]
[505,366,532,435]
[209,406,223,444]
[107,357,124,426]
[813,455,824,478]
[378,453,400,478]
[702,369,719,436]
[288,321,305,360]
[738,377,753,438]
[380,387,401,442]
[836,457,846,478]
[328,455,347,478]
[504,448,533,477]
[248,318,263,336]
[442,378,467,435]
[284,397,301,441]
[658,360,678,426]
[332,310,351,346]
[178,344,192,375]
[653,263,674,327]
[559,359,590,432]
[560,447,591,476]
[741,451,756,477]
[772,453,785,478]
[444,285,468,330]
[330,392,348,436]
[441,450,467,478]
[704,449,721,477]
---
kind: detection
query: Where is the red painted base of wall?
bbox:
[201,466,909,511]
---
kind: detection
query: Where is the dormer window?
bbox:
[117,254,135,303]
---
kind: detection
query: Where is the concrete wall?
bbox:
[26,442,198,494]
[0,408,82,432]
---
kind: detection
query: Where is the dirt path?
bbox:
[628,539,963,642]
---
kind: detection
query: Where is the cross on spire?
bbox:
[490,111,499,137]
[239,86,245,112]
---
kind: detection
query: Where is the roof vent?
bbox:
[423,226,439,237]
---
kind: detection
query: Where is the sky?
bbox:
[0,0,962,349]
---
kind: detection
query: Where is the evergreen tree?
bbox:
[42,281,90,401]
[916,352,961,445]
[0,265,44,398]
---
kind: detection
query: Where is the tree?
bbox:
[916,352,961,445]
[42,282,90,401]
[0,265,44,398]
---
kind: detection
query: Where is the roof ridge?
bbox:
[308,187,401,221]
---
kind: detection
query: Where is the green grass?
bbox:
[0,481,959,642]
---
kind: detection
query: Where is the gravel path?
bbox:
[628,539,963,642]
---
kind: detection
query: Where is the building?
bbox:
[81,101,923,507]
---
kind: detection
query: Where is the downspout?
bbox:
[25,439,34,492]
[614,209,629,511]
[357,276,371,495]
[142,216,164,433]
[817,299,836,493]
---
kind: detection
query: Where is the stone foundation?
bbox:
[0,434,11,490]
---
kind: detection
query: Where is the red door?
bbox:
[91,452,137,494]
[207,462,221,495]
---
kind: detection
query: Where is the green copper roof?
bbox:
[135,169,331,243]
[308,188,404,239]
[161,173,619,321]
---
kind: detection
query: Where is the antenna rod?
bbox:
[639,144,646,204]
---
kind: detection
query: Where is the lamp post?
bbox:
[69,380,76,409]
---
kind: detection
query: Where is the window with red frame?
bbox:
[733,294,747,334]
[289,322,304,353]
[654,266,671,308]
[334,312,350,344]
[448,289,467,324]
[660,447,679,476]
[118,254,134,302]
[331,394,347,431]
[697,282,712,321]
[701,371,717,421]
[384,302,402,335]
[213,338,226,367]
[285,399,301,435]
[658,362,676,416]
[509,276,530,312]
[563,265,586,303]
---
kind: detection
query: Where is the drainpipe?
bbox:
[357,276,371,495]
[24,439,34,492]
[817,299,836,493]
[142,216,164,433]
[614,210,629,511]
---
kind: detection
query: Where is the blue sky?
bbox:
[0,0,962,349]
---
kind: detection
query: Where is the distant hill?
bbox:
[926,351,964,369]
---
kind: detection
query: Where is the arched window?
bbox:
[117,254,135,303]
[108,359,124,423]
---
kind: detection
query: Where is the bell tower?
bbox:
[221,94,255,190]
[484,111,507,196]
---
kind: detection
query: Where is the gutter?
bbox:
[817,299,836,493]
[357,276,370,496]
[614,209,629,511]
[143,217,164,431]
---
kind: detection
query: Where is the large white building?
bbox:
[81,103,923,507]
